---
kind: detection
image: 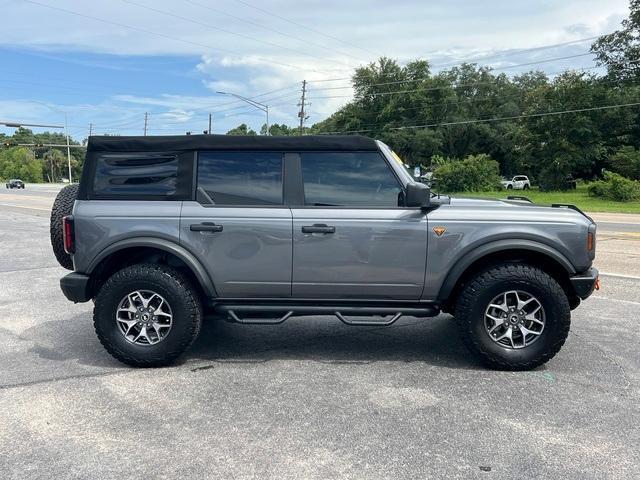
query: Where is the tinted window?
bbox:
[301,152,402,207]
[198,151,283,205]
[93,153,178,196]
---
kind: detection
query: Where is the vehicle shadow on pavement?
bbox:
[21,313,481,371]
[186,314,483,370]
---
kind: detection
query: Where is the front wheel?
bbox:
[523,184,530,190]
[455,264,571,370]
[94,263,203,367]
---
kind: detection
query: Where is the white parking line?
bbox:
[591,296,640,306]
[600,272,640,281]
[0,203,50,211]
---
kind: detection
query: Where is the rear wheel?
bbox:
[50,184,79,270]
[455,263,570,370]
[94,263,203,367]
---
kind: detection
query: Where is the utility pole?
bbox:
[64,113,72,184]
[297,80,308,135]
[143,112,148,136]
[208,113,212,134]
[88,123,93,138]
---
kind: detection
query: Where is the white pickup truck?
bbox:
[501,175,531,190]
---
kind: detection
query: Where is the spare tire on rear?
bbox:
[50,184,79,270]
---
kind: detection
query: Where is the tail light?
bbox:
[63,216,75,254]
[587,223,596,258]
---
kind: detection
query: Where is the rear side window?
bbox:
[93,153,179,196]
[197,151,283,205]
[300,152,403,207]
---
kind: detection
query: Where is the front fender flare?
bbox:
[437,239,576,302]
[86,237,217,297]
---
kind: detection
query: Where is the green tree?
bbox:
[591,0,640,80]
[609,146,640,179]
[43,149,67,182]
[0,147,43,182]
[226,124,257,136]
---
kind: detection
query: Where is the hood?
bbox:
[439,195,593,226]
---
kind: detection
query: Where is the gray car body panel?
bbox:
[422,198,592,300]
[291,207,428,299]
[72,199,181,271]
[180,203,293,298]
[68,139,595,305]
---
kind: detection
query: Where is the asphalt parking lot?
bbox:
[1,186,639,479]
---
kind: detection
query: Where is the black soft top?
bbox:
[86,134,378,152]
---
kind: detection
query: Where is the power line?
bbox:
[182,0,366,63]
[23,0,346,75]
[121,0,357,68]
[432,35,604,69]
[311,66,638,118]
[319,101,640,134]
[306,36,606,84]
[307,52,597,93]
[231,0,379,57]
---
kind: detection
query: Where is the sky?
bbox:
[0,0,631,140]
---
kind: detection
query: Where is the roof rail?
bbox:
[507,195,533,203]
[551,203,593,222]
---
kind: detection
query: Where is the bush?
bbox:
[609,146,640,180]
[434,154,503,192]
[587,172,640,202]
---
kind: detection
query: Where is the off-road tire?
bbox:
[50,184,79,270]
[455,263,571,370]
[94,263,203,367]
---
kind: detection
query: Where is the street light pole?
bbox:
[64,113,73,184]
[216,91,270,135]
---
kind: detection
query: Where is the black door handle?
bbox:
[301,224,335,234]
[190,222,223,232]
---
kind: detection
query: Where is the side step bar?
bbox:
[214,303,440,327]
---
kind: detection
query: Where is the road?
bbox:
[0,185,639,479]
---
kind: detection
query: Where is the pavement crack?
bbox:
[570,330,632,393]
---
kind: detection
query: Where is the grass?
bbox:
[450,184,640,214]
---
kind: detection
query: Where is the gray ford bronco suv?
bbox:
[51,134,598,369]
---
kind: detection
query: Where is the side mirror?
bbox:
[405,182,431,208]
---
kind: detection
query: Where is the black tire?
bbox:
[455,263,570,370]
[507,184,513,189]
[94,263,203,367]
[523,184,530,190]
[50,184,79,270]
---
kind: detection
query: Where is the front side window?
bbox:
[198,151,283,205]
[300,152,403,207]
[93,153,178,196]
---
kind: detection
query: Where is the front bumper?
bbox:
[60,272,91,303]
[569,267,599,299]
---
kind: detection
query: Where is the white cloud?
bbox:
[0,0,631,135]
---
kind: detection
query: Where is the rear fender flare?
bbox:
[87,237,217,297]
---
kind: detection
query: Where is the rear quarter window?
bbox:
[92,152,183,198]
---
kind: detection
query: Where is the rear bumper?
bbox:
[569,267,599,300]
[60,272,91,303]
